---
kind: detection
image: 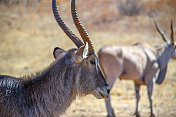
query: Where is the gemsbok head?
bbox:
[154,20,176,61]
[0,0,110,116]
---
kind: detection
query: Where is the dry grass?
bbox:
[0,0,176,116]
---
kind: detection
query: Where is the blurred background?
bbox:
[0,0,176,116]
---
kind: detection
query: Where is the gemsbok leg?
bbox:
[105,75,117,117]
[105,95,115,117]
[134,82,141,117]
[147,81,155,117]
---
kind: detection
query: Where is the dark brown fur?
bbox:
[0,49,108,117]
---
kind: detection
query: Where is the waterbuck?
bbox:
[98,21,176,117]
[0,0,110,116]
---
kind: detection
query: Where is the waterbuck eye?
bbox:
[90,60,96,65]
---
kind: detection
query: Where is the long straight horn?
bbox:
[154,20,169,42]
[71,0,94,54]
[170,20,175,45]
[52,0,83,48]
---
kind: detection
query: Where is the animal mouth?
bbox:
[99,90,108,98]
[93,87,110,99]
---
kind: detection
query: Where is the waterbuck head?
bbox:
[154,21,176,59]
[52,0,110,99]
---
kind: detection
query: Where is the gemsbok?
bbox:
[0,0,110,116]
[98,21,176,117]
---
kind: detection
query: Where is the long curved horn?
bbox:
[52,0,83,48]
[154,20,169,42]
[170,20,175,45]
[71,0,94,54]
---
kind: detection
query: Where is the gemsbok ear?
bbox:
[83,42,89,59]
[53,47,66,60]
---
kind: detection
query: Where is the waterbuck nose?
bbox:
[106,86,111,94]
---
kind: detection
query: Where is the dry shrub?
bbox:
[118,0,144,16]
[0,0,41,6]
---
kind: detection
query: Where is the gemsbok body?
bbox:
[98,21,176,117]
[0,0,110,117]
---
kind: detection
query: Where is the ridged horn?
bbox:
[52,0,83,48]
[71,0,94,54]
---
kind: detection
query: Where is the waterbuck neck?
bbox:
[21,50,78,116]
[155,44,173,70]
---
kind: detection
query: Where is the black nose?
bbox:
[106,86,111,94]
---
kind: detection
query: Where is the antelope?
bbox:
[0,0,110,116]
[98,21,176,117]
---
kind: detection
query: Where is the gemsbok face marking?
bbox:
[98,21,175,117]
[0,0,110,116]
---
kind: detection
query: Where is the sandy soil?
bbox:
[62,78,176,117]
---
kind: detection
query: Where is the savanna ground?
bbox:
[0,0,176,116]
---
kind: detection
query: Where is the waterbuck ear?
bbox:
[82,42,89,59]
[53,47,66,60]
